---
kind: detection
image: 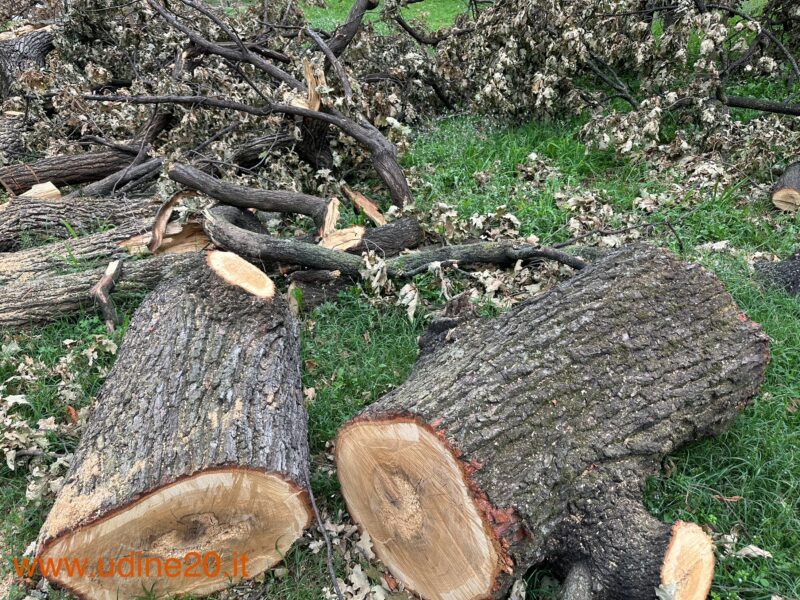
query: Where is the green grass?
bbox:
[302,0,468,32]
[3,113,799,599]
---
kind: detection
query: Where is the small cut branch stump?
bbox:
[37,251,312,599]
[335,244,770,600]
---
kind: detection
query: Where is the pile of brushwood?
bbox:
[0,0,795,598]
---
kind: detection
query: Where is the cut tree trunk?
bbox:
[0,149,135,194]
[0,218,149,286]
[772,161,800,212]
[335,244,769,600]
[37,251,311,599]
[0,252,198,328]
[0,194,158,250]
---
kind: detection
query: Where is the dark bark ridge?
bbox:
[336,244,769,600]
[37,255,312,598]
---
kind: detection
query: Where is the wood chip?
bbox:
[319,226,365,251]
[342,184,386,226]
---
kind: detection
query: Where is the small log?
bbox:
[67,157,164,199]
[0,195,158,251]
[772,161,800,212]
[335,245,769,600]
[0,253,198,328]
[0,150,136,195]
[37,251,312,598]
[0,219,149,286]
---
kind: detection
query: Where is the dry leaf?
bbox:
[733,545,773,559]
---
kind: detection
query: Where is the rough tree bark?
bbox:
[0,252,199,328]
[0,194,158,250]
[755,249,800,295]
[0,218,150,286]
[335,244,770,600]
[36,252,312,599]
[0,149,135,194]
[0,27,54,98]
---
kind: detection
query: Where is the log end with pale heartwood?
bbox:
[336,244,769,600]
[772,161,800,212]
[37,251,312,599]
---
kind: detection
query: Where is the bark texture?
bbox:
[0,27,54,98]
[755,249,800,295]
[0,252,198,328]
[0,218,149,285]
[0,113,24,161]
[337,244,769,600]
[0,195,158,250]
[0,150,134,194]
[771,161,800,211]
[37,254,311,598]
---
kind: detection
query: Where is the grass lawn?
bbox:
[2,5,799,600]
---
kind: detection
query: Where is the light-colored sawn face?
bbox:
[660,521,716,600]
[336,420,500,600]
[40,470,308,600]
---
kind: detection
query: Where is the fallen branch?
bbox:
[89,260,123,332]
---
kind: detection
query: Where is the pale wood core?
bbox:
[207,251,275,298]
[660,521,715,600]
[319,226,365,251]
[772,188,800,212]
[40,470,309,600]
[336,420,500,600]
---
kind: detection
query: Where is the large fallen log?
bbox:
[0,219,149,286]
[36,251,311,598]
[0,252,198,328]
[335,244,769,600]
[0,149,135,195]
[0,194,158,250]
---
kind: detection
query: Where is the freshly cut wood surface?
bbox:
[319,225,365,251]
[37,254,311,599]
[336,245,769,600]
[206,250,275,298]
[772,162,800,212]
[19,181,60,200]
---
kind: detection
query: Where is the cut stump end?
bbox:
[335,418,502,600]
[661,521,715,600]
[39,470,310,600]
[207,250,275,298]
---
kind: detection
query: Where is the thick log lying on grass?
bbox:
[772,161,800,212]
[0,219,149,285]
[0,252,198,328]
[37,251,311,598]
[0,149,135,194]
[0,194,158,250]
[336,245,769,600]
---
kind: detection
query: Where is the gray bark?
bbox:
[0,252,197,328]
[0,28,54,98]
[0,150,134,195]
[38,253,311,563]
[342,244,769,599]
[0,218,149,286]
[755,249,800,295]
[0,195,157,251]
